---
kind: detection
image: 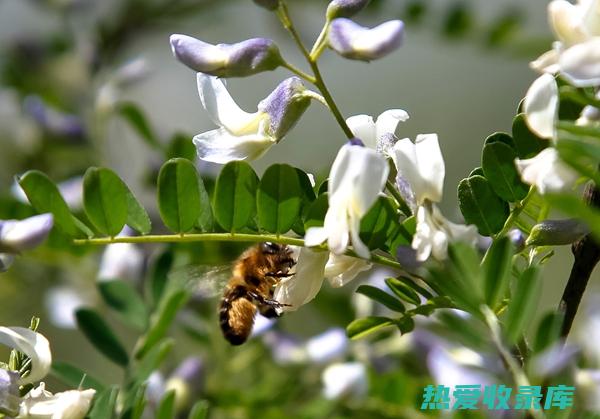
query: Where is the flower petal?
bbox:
[391,134,444,204]
[560,38,600,87]
[329,18,404,61]
[375,109,409,142]
[515,147,578,194]
[196,74,266,134]
[0,214,54,253]
[523,73,558,139]
[324,254,371,287]
[193,128,274,163]
[272,248,328,311]
[304,226,329,247]
[170,34,228,73]
[0,327,51,385]
[345,114,376,148]
[548,1,588,45]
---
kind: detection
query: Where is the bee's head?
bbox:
[260,242,284,254]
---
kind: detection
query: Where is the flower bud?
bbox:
[170,34,283,77]
[328,18,404,61]
[257,77,311,140]
[253,0,279,10]
[507,228,526,252]
[326,0,370,20]
[526,219,589,246]
[0,214,53,253]
[0,369,20,417]
[165,357,205,412]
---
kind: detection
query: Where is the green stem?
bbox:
[73,233,404,271]
[309,20,330,61]
[281,61,316,84]
[482,307,544,419]
[495,187,536,239]
[386,180,412,216]
[277,1,354,139]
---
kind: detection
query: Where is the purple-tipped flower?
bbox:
[23,96,85,140]
[0,369,20,417]
[170,34,283,78]
[0,213,53,253]
[193,74,312,163]
[253,0,279,10]
[328,18,404,61]
[326,0,370,20]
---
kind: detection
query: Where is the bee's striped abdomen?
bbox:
[219,285,256,345]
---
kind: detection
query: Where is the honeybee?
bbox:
[219,242,296,345]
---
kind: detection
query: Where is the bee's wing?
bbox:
[168,265,232,298]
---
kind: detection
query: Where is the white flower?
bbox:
[97,242,144,282]
[0,214,54,253]
[328,18,404,61]
[390,133,445,206]
[322,362,368,400]
[305,328,348,364]
[273,250,371,312]
[515,147,579,194]
[44,287,87,329]
[304,144,389,258]
[390,134,476,261]
[0,328,51,385]
[193,74,311,163]
[413,204,478,262]
[18,383,95,419]
[346,109,409,151]
[523,74,559,140]
[560,37,600,86]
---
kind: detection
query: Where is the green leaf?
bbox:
[356,285,405,312]
[545,193,600,241]
[257,164,303,234]
[83,168,128,236]
[121,384,147,419]
[157,390,176,419]
[485,9,522,47]
[17,170,91,238]
[533,311,564,353]
[469,167,484,177]
[134,289,189,359]
[98,280,148,331]
[396,315,415,334]
[512,113,546,158]
[157,158,204,233]
[135,339,174,383]
[346,316,394,339]
[484,132,515,148]
[385,277,422,305]
[189,401,209,419]
[118,102,161,150]
[51,361,105,392]
[482,237,514,310]
[291,168,317,235]
[88,386,118,419]
[482,141,528,202]
[148,248,174,307]
[75,308,129,367]
[458,175,509,236]
[359,196,399,251]
[166,132,196,161]
[125,188,151,235]
[304,193,328,230]
[505,266,541,344]
[213,161,259,232]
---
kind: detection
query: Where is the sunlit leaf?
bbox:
[356,285,405,312]
[512,113,546,159]
[482,141,528,202]
[257,164,302,234]
[157,390,176,419]
[504,266,541,344]
[458,175,509,236]
[212,161,259,232]
[359,196,399,251]
[83,167,128,236]
[482,237,514,310]
[17,170,92,238]
[346,316,394,339]
[88,386,118,419]
[158,158,206,233]
[385,277,422,305]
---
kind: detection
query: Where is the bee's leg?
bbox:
[265,271,294,278]
[258,305,281,318]
[247,291,292,309]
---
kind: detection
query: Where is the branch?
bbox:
[559,179,600,337]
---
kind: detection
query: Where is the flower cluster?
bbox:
[517,0,600,193]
